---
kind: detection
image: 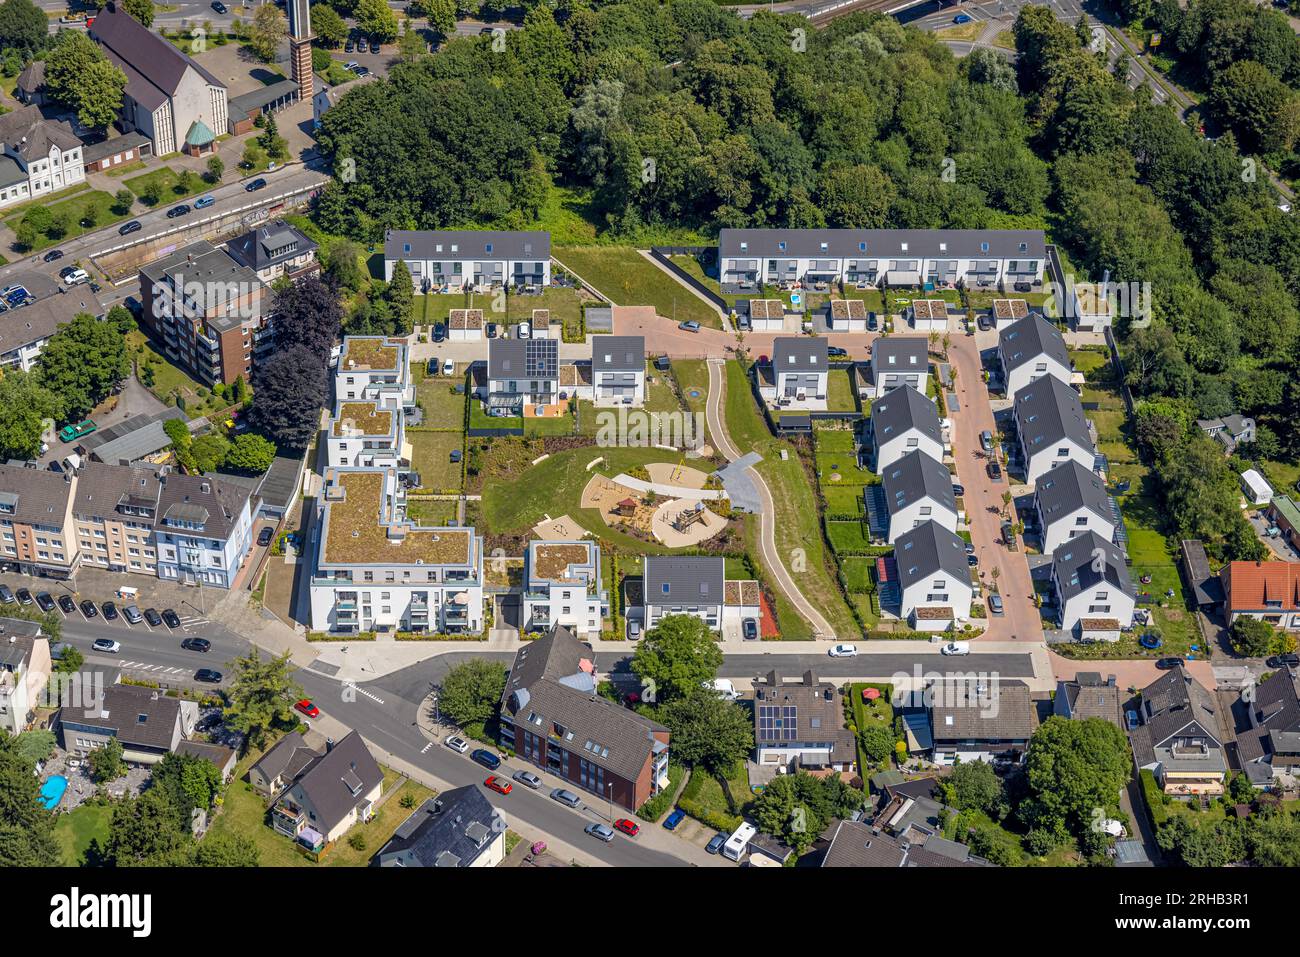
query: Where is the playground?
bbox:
[579,462,729,546]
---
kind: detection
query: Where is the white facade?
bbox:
[0,140,84,210]
[874,427,944,474]
[1056,578,1136,634]
[899,569,972,624]
[887,495,959,545]
[1038,503,1116,556]
[154,496,253,589]
[325,398,405,470]
[521,541,605,637]
[1001,347,1072,400]
[335,337,414,409]
[1021,436,1094,486]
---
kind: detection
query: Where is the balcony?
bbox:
[271,800,305,836]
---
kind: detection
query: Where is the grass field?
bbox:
[124,166,206,207]
[53,802,113,866]
[406,497,459,526]
[722,360,858,639]
[408,430,464,493]
[414,370,467,429]
[4,188,127,252]
[672,359,712,444]
[554,246,721,328]
[826,368,859,412]
[127,329,235,420]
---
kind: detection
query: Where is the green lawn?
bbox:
[554,246,721,328]
[470,401,523,431]
[408,430,464,493]
[124,166,206,207]
[723,360,858,639]
[672,359,712,442]
[523,410,576,437]
[678,762,751,833]
[413,370,467,429]
[577,367,685,438]
[826,368,858,412]
[823,484,865,516]
[406,497,459,526]
[4,189,128,252]
[128,329,237,420]
[53,802,113,866]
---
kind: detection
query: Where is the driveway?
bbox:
[612,308,877,360]
[946,334,1041,643]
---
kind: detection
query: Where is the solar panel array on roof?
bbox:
[758,704,798,743]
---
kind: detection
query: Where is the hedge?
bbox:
[1139,769,1168,828]
[307,631,376,642]
[677,768,744,833]
[636,761,684,822]
[394,631,489,641]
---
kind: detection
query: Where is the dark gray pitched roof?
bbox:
[90,2,225,110]
[225,221,317,272]
[488,337,558,381]
[591,335,644,373]
[289,730,383,833]
[0,285,104,355]
[74,684,181,751]
[0,464,73,526]
[385,230,550,261]
[753,672,855,761]
[0,104,80,162]
[156,472,252,543]
[872,336,929,370]
[644,555,725,604]
[1053,674,1123,727]
[998,313,1070,373]
[871,386,942,446]
[929,679,1036,743]
[378,787,503,867]
[1013,375,1091,453]
[882,449,957,519]
[250,731,320,784]
[1051,530,1134,601]
[772,336,828,371]
[894,520,968,588]
[72,462,161,522]
[228,78,299,116]
[719,228,1045,260]
[1136,667,1223,753]
[81,131,151,165]
[175,739,236,770]
[822,819,992,867]
[1035,460,1111,527]
[501,626,668,782]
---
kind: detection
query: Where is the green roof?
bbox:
[1272,495,1300,531]
[185,119,216,147]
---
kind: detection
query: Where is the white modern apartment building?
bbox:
[383,230,551,291]
[310,468,484,635]
[325,399,407,470]
[336,336,414,410]
[521,540,606,637]
[153,473,255,589]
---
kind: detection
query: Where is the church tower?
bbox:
[287,0,314,103]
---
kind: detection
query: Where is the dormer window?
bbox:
[778,241,786,251]
[740,242,748,251]
[485,243,493,254]
[819,242,828,251]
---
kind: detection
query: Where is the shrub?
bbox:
[348,832,366,851]
[1139,769,1168,828]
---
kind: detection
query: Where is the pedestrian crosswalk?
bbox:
[344,681,386,706]
[119,661,191,676]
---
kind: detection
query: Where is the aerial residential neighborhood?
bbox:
[0,0,1293,928]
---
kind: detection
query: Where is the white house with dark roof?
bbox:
[58,681,198,765]
[270,730,384,848]
[1012,375,1094,484]
[377,786,507,867]
[1131,667,1226,797]
[0,619,50,735]
[927,678,1037,766]
[485,338,560,415]
[997,312,1072,399]
[869,337,929,398]
[522,540,605,637]
[384,230,550,291]
[874,449,959,544]
[1049,530,1135,636]
[224,220,319,286]
[639,555,759,635]
[153,472,254,589]
[591,335,645,406]
[335,336,413,410]
[893,520,973,630]
[870,385,944,472]
[90,2,228,157]
[760,337,829,410]
[0,105,83,209]
[1034,459,1116,555]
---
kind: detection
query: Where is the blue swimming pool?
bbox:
[39,775,68,810]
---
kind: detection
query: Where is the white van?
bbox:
[62,452,81,472]
[711,678,738,701]
[723,822,756,862]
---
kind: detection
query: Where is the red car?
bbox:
[614,818,640,837]
[295,699,320,718]
[484,776,512,795]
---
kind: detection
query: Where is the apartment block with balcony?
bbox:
[499,625,670,812]
[522,540,605,637]
[309,468,484,635]
[335,336,414,411]
[325,399,408,470]
[384,229,551,292]
[153,473,255,589]
[72,462,162,577]
[224,220,320,286]
[0,465,78,580]
[0,621,51,735]
[139,240,266,387]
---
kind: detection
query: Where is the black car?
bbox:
[369,38,381,53]
[967,554,979,566]
[1001,521,1015,546]
[432,323,446,342]
[470,748,501,770]
[742,617,758,640]
[706,832,727,854]
[58,265,77,279]
[57,595,76,614]
[15,588,33,605]
[827,346,848,358]
[34,592,55,612]
[952,483,965,497]
[43,249,64,263]
[867,312,878,331]
[211,0,227,11]
[986,460,1002,481]
[182,637,211,653]
[1268,653,1300,668]
[486,322,498,339]
[101,601,118,621]
[194,669,223,683]
[344,37,355,52]
[1155,658,1182,670]
[119,220,142,236]
[162,608,181,629]
[0,585,13,604]
[258,527,274,547]
[166,204,191,219]
[80,599,97,618]
[245,178,267,192]
[144,607,163,627]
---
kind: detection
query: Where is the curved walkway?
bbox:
[705,358,834,640]
[611,473,727,499]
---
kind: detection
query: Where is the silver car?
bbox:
[585,822,615,843]
[550,788,581,808]
[123,604,144,624]
[444,735,470,754]
[513,770,543,790]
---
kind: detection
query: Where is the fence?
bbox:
[648,245,729,313]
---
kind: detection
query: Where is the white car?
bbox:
[940,641,971,656]
[91,639,121,654]
[62,268,89,286]
[828,643,858,658]
[444,735,470,754]
[517,321,531,339]
[442,358,455,376]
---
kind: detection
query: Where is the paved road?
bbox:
[705,357,835,640]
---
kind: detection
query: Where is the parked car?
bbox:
[486,322,498,339]
[258,526,274,547]
[181,637,211,653]
[61,268,89,287]
[194,195,215,210]
[15,588,33,605]
[118,220,142,236]
[442,358,455,376]
[471,748,501,770]
[369,38,381,53]
[614,818,640,837]
[295,699,321,718]
[43,249,64,263]
[706,832,727,854]
[987,460,1002,481]
[245,178,267,192]
[979,430,994,452]
[484,775,512,795]
[211,0,227,12]
[1268,653,1300,668]
[662,808,686,830]
[954,12,972,22]
[0,585,13,604]
[79,599,97,618]
[162,608,181,629]
[627,618,641,639]
[940,641,971,656]
[867,312,878,331]
[59,419,96,443]
[195,669,223,683]
[34,592,55,612]
[344,37,355,52]
[1155,657,1182,670]
[678,320,701,332]
[988,594,1004,616]
[123,604,143,624]
[742,617,759,640]
[445,735,470,754]
[550,788,581,808]
[1125,709,1140,732]
[517,320,531,339]
[92,639,121,654]
[57,595,76,614]
[827,346,848,358]
[968,553,979,566]
[166,204,191,219]
[829,643,858,657]
[513,770,543,790]
[101,601,118,620]
[952,483,965,497]
[144,608,163,627]
[585,822,615,843]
